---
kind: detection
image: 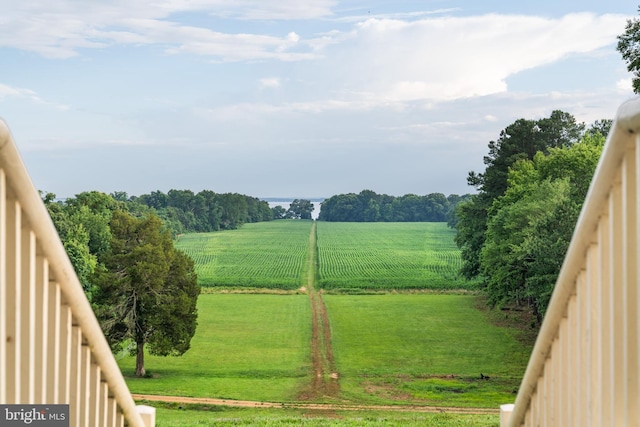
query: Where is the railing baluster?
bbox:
[20,227,36,403]
[69,324,82,427]
[46,281,60,403]
[6,198,20,403]
[59,304,72,405]
[623,144,639,425]
[577,271,588,427]
[588,242,600,426]
[609,175,625,425]
[35,256,48,403]
[0,168,6,404]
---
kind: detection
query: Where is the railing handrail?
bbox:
[0,120,146,427]
[507,97,640,426]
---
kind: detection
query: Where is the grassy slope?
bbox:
[119,294,312,402]
[325,294,531,407]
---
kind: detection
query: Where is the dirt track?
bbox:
[297,222,340,400]
[131,393,499,415]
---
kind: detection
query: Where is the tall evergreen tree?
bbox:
[92,210,199,377]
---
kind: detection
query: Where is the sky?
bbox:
[0,0,636,200]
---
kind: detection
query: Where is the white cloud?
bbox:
[0,83,69,110]
[316,13,628,103]
[334,8,461,23]
[260,77,281,88]
[0,0,331,60]
[617,78,633,92]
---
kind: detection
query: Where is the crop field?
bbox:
[178,221,470,291]
[175,220,313,289]
[316,222,469,290]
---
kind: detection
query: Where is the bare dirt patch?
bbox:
[131,394,499,415]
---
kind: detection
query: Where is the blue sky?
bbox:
[0,0,636,199]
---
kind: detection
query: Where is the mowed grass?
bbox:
[175,220,313,289]
[316,222,471,290]
[119,294,312,402]
[325,294,531,407]
[152,406,500,426]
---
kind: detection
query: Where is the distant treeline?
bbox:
[125,189,273,234]
[318,190,471,222]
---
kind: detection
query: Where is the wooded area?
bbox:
[451,111,610,322]
[318,190,469,222]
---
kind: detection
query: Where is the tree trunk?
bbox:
[135,341,146,377]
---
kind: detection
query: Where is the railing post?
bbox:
[136,405,156,427]
[500,403,514,427]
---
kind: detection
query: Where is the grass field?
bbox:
[151,405,500,426]
[121,294,530,408]
[119,294,312,402]
[123,221,530,425]
[316,222,471,290]
[325,294,531,407]
[175,220,313,289]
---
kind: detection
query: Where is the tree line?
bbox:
[451,110,610,323]
[318,190,470,222]
[126,189,273,235]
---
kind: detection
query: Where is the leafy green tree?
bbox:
[287,199,314,220]
[455,111,584,279]
[92,210,199,377]
[480,133,604,321]
[618,6,640,93]
[44,195,98,294]
[271,205,287,219]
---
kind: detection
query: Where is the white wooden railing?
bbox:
[0,120,155,427]
[501,97,640,426]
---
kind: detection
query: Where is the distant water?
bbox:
[264,199,323,220]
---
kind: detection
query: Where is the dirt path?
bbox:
[131,393,499,415]
[298,221,340,400]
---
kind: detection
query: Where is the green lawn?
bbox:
[175,220,313,289]
[119,294,312,402]
[325,294,530,407]
[120,294,529,409]
[152,406,500,426]
[316,222,472,290]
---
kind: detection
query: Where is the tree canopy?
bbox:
[454,111,592,279]
[44,191,200,376]
[478,133,605,320]
[130,189,274,235]
[91,210,200,377]
[286,199,315,219]
[618,6,640,93]
[318,190,468,222]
